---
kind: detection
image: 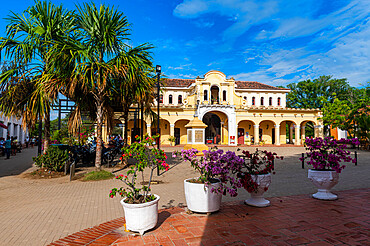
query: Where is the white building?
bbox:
[0,115,28,143]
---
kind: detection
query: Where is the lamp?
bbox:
[156,65,161,176]
[267,125,269,129]
[156,65,161,74]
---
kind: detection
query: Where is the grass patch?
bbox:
[83,170,114,181]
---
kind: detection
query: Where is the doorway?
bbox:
[174,128,180,145]
[238,128,244,145]
[272,128,275,144]
[203,113,221,144]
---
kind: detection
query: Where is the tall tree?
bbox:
[47,3,155,169]
[286,75,351,109]
[0,1,75,153]
[322,86,370,143]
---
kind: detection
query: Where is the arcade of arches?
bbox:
[107,71,323,146]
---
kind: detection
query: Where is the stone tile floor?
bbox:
[49,188,370,246]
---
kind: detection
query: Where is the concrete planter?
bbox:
[120,194,160,235]
[245,173,271,207]
[308,169,339,200]
[184,178,222,213]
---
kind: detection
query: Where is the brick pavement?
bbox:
[0,147,369,245]
[50,188,370,246]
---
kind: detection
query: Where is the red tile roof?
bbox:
[163,79,194,88]
[235,81,286,90]
[163,78,287,90]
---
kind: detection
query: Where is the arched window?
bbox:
[269,97,272,106]
[252,97,255,105]
[178,95,182,104]
[169,95,173,104]
[204,90,208,101]
[223,90,227,101]
[261,97,264,106]
[159,95,163,103]
[278,97,281,106]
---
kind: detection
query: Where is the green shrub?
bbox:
[33,146,68,172]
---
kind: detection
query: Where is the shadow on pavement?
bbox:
[0,147,37,178]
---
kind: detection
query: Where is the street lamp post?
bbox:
[156,65,161,176]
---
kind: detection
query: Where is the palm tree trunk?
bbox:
[43,110,50,154]
[123,107,129,146]
[95,102,103,170]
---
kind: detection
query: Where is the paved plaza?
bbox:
[0,146,369,245]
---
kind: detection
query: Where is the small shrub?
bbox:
[33,146,68,172]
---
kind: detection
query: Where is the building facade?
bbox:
[0,115,28,143]
[119,71,323,146]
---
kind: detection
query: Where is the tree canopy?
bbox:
[285,75,351,109]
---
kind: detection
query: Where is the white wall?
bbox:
[0,115,28,143]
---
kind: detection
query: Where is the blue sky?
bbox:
[0,0,369,88]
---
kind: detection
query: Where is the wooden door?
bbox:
[238,128,244,145]
[174,128,180,145]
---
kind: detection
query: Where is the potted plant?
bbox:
[109,135,169,235]
[238,149,283,207]
[173,148,244,213]
[300,137,359,200]
[168,135,176,146]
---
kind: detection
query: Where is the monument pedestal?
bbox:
[184,117,208,155]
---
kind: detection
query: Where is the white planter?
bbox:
[120,194,160,235]
[245,173,271,207]
[308,169,339,200]
[184,178,222,213]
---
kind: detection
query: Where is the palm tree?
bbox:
[47,3,156,170]
[0,1,75,153]
[111,44,156,146]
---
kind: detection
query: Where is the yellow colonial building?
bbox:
[120,71,323,146]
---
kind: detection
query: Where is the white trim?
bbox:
[235,88,291,93]
[163,84,195,90]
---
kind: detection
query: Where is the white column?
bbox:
[289,124,294,144]
[254,125,259,145]
[146,124,151,136]
[295,125,300,145]
[301,126,306,144]
[122,123,125,138]
[274,125,280,145]
[228,111,237,146]
[170,124,175,137]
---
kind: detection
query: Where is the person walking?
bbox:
[25,136,29,148]
[4,136,11,159]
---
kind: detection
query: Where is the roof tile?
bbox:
[163,78,287,90]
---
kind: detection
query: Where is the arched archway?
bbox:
[203,113,221,144]
[127,119,148,144]
[174,119,190,145]
[279,120,298,145]
[210,85,220,104]
[301,120,316,140]
[151,119,170,145]
[237,120,255,145]
[259,120,277,144]
[199,108,232,145]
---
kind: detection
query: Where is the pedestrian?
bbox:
[25,136,29,148]
[4,136,11,159]
[11,137,17,156]
[30,137,35,148]
[0,138,4,156]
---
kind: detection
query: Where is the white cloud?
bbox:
[233,18,370,86]
[168,63,193,70]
